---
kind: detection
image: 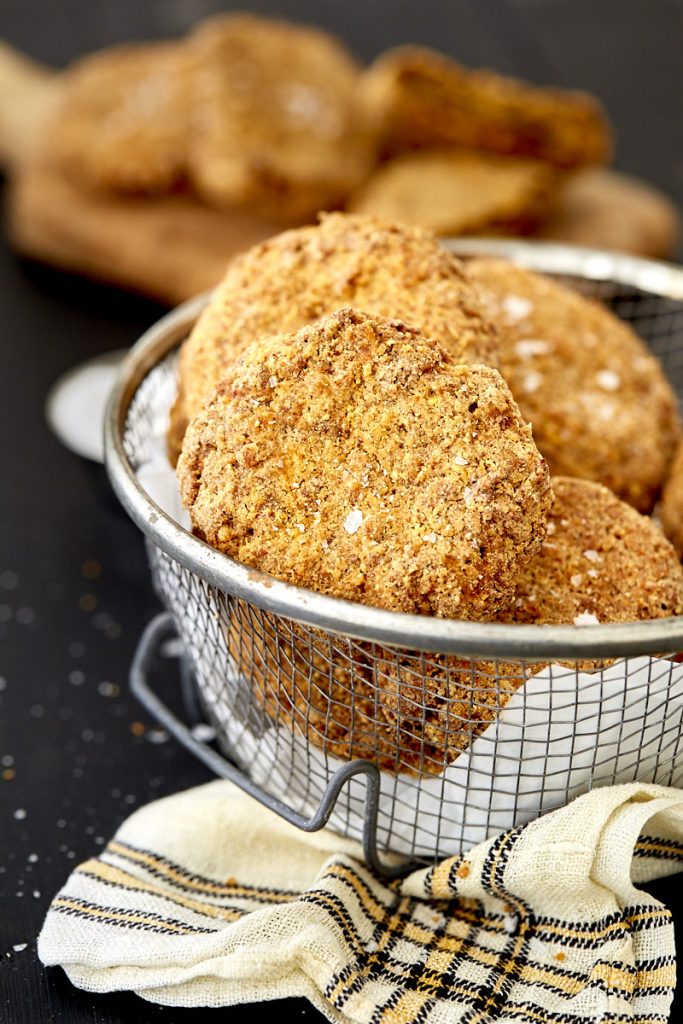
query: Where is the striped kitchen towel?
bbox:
[38,781,683,1022]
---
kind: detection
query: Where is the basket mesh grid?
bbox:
[122,265,683,861]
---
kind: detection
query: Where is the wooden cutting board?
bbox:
[0,40,679,308]
[0,41,280,305]
[7,165,280,305]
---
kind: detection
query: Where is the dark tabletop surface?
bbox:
[2,1,683,1022]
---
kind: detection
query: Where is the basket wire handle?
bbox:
[130,613,410,878]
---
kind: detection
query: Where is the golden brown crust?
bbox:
[362,46,612,169]
[169,213,500,460]
[378,476,683,768]
[504,476,683,626]
[186,13,375,222]
[178,307,552,621]
[466,257,681,513]
[347,148,559,236]
[661,443,683,559]
[537,168,681,260]
[47,42,190,194]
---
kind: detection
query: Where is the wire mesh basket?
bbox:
[105,239,683,875]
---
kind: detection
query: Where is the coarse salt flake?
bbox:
[574,611,600,627]
[596,369,620,391]
[12,944,27,953]
[503,295,532,322]
[587,569,599,578]
[570,574,583,587]
[523,370,543,394]
[515,338,550,359]
[463,486,474,507]
[454,455,469,466]
[423,532,437,543]
[344,509,363,535]
[546,521,556,535]
[268,376,278,388]
[583,549,602,562]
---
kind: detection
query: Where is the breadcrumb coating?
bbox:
[505,477,683,626]
[348,148,558,236]
[362,45,612,168]
[186,13,375,221]
[178,307,551,621]
[466,257,681,512]
[378,476,683,770]
[48,42,190,194]
[169,213,499,460]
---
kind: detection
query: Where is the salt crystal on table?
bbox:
[12,944,27,953]
[147,730,169,745]
[13,809,26,821]
[191,724,216,743]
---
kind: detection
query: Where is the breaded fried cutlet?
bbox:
[169,213,499,460]
[47,42,190,194]
[362,45,612,169]
[378,476,683,769]
[348,148,559,236]
[178,307,551,622]
[467,257,681,513]
[186,13,375,222]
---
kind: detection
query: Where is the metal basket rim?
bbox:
[104,238,683,659]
